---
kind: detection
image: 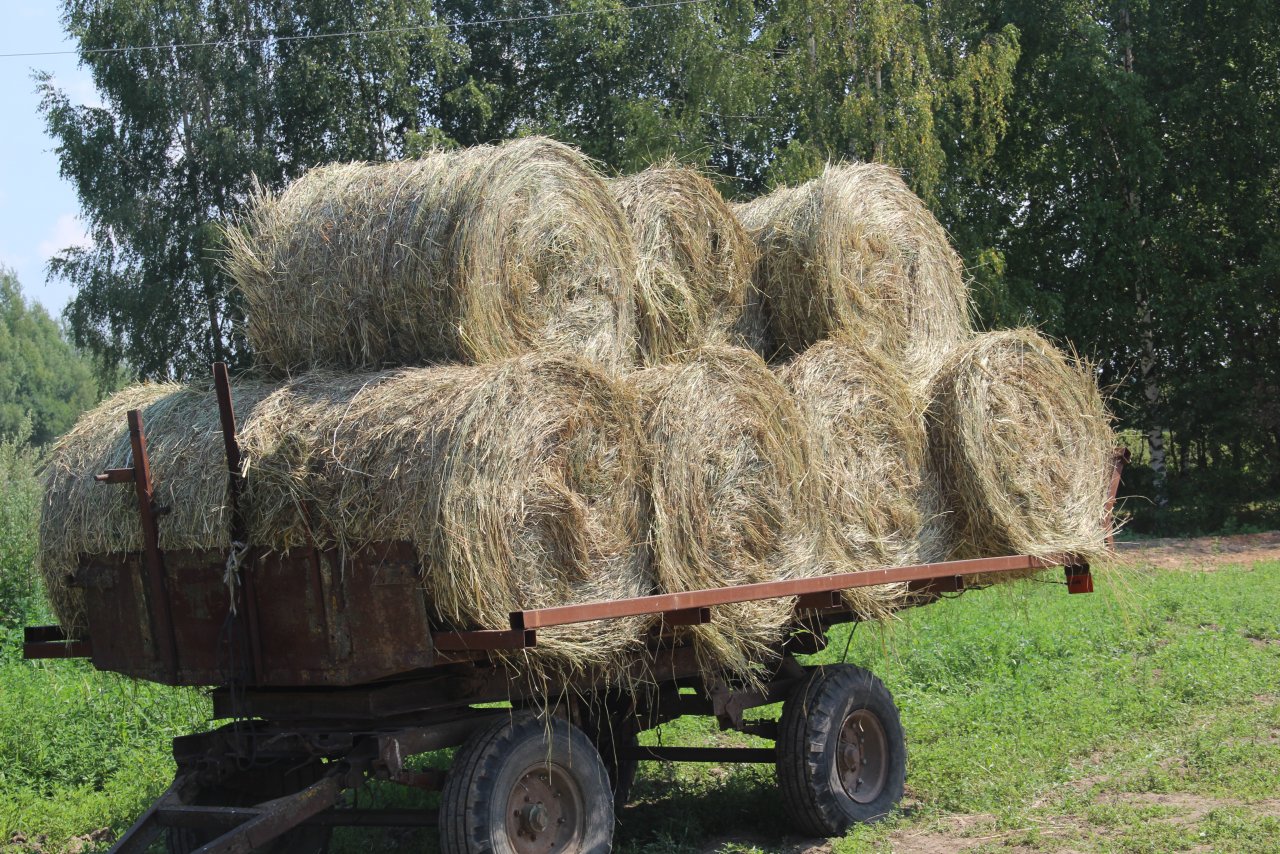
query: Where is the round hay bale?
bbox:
[735,163,971,374]
[240,352,652,675]
[38,379,279,631]
[607,165,764,361]
[779,338,933,581]
[38,355,652,676]
[225,137,640,374]
[630,346,828,676]
[927,329,1115,562]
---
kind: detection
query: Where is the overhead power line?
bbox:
[0,0,707,59]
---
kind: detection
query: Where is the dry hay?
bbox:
[631,346,857,676]
[225,136,639,374]
[241,353,652,674]
[608,164,764,361]
[734,163,971,375]
[38,380,278,631]
[779,338,942,585]
[927,329,1115,564]
[39,354,652,676]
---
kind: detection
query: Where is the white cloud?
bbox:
[38,213,93,260]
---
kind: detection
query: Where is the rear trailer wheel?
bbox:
[439,712,615,854]
[776,664,906,836]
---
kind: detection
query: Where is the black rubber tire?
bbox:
[776,664,906,836]
[439,712,615,854]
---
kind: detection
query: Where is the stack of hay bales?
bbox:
[38,139,1116,687]
[735,163,1116,570]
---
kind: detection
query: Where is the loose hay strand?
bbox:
[608,164,763,362]
[927,329,1116,563]
[225,137,640,374]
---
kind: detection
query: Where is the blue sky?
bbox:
[0,3,95,315]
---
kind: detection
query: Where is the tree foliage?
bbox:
[0,271,99,446]
[39,0,1280,525]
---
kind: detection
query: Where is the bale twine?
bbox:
[927,329,1115,563]
[37,380,278,631]
[735,163,971,375]
[225,137,640,374]
[779,338,940,583]
[39,354,653,676]
[607,165,764,362]
[630,346,836,676]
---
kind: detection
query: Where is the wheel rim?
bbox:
[505,762,585,854]
[835,708,889,804]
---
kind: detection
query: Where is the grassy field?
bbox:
[2,558,1278,853]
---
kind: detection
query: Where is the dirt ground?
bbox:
[1109,530,1280,570]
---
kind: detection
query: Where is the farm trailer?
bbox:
[24,363,1129,854]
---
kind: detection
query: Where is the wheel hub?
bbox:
[506,764,583,854]
[836,708,889,804]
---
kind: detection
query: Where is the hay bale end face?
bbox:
[225,137,640,374]
[927,329,1115,563]
[779,337,935,576]
[735,164,971,375]
[631,346,834,675]
[608,165,764,362]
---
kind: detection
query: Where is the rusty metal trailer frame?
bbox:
[23,363,1129,854]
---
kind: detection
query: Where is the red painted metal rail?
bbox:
[508,553,1067,631]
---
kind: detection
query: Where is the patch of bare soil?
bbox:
[883,813,999,853]
[884,812,1105,853]
[1100,791,1280,823]
[1109,531,1280,570]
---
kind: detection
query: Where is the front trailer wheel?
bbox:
[439,712,615,854]
[776,664,906,836]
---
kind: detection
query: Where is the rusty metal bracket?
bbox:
[908,575,965,597]
[96,409,178,680]
[795,590,844,610]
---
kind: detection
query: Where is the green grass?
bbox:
[3,562,1278,852]
[0,641,207,851]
